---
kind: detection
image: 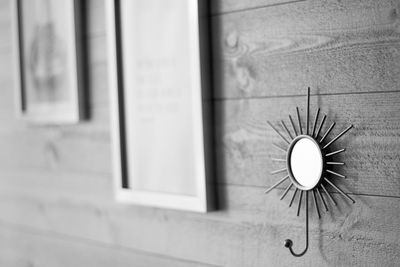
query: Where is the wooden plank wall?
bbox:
[0,0,400,266]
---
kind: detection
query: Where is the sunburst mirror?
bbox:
[265,87,355,257]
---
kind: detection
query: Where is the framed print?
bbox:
[12,0,84,124]
[106,0,213,212]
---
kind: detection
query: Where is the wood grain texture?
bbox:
[212,0,400,98]
[0,222,214,267]
[0,91,398,197]
[0,0,399,266]
[0,182,399,266]
[209,0,301,15]
[215,92,400,196]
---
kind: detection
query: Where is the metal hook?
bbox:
[284,191,309,257]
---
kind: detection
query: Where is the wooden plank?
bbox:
[2,0,399,98]
[0,185,399,266]
[0,124,111,175]
[215,92,400,196]
[210,0,298,15]
[0,170,111,203]
[0,222,214,267]
[0,1,398,266]
[0,92,398,196]
[212,0,400,99]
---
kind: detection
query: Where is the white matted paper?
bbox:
[106,0,213,212]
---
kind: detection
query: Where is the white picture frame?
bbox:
[106,0,213,212]
[12,0,84,124]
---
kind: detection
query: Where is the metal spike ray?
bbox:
[297,190,304,216]
[272,143,287,152]
[311,108,320,137]
[326,169,346,178]
[281,120,294,140]
[326,162,344,165]
[325,149,345,157]
[296,107,303,135]
[272,158,286,162]
[320,184,337,206]
[306,87,310,135]
[281,183,294,200]
[271,168,287,175]
[315,114,326,138]
[320,122,335,143]
[316,187,328,211]
[312,190,321,218]
[289,188,299,207]
[289,115,298,136]
[264,175,289,194]
[324,178,355,203]
[323,125,353,149]
[267,121,290,144]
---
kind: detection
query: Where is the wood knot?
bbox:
[226,30,238,48]
[390,8,398,22]
[44,141,59,168]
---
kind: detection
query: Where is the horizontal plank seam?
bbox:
[0,220,221,267]
[213,89,400,102]
[0,168,112,178]
[0,180,397,203]
[217,182,400,199]
[210,0,306,17]
[0,169,398,200]
[0,32,105,56]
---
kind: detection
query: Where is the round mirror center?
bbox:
[288,137,323,190]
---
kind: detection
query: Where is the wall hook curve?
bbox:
[284,191,309,257]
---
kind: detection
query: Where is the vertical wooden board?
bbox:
[215,92,400,196]
[211,0,400,98]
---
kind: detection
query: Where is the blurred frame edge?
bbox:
[11,0,86,125]
[106,0,216,212]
